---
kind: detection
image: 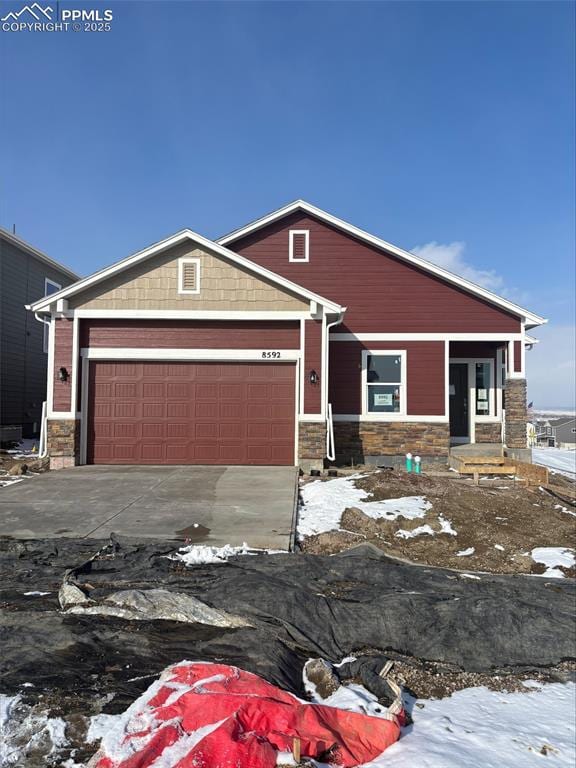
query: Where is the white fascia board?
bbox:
[29,228,344,315]
[331,332,523,341]
[525,334,540,345]
[81,348,302,361]
[332,414,449,423]
[218,200,546,328]
[71,309,311,320]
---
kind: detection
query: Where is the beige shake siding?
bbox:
[70,244,308,311]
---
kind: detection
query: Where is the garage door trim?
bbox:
[79,349,301,466]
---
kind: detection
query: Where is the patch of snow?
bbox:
[365,682,576,767]
[395,524,436,540]
[533,448,576,479]
[0,477,24,488]
[531,547,575,578]
[456,547,475,557]
[494,544,505,551]
[438,515,457,535]
[555,503,576,517]
[23,591,51,596]
[298,474,432,538]
[0,694,69,766]
[460,574,481,580]
[171,542,282,565]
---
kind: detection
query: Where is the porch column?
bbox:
[504,339,527,449]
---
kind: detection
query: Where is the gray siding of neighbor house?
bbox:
[0,237,76,436]
[553,419,576,446]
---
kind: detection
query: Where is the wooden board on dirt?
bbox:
[512,460,549,486]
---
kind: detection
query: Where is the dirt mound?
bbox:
[300,471,576,576]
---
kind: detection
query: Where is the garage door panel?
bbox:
[142,423,165,438]
[166,422,188,438]
[143,382,166,398]
[88,361,295,465]
[196,383,216,399]
[247,384,268,400]
[167,382,191,399]
[114,422,138,438]
[114,383,138,399]
[143,402,165,418]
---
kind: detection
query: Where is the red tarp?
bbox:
[89,662,404,768]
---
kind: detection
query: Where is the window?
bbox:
[475,362,492,416]
[178,258,200,294]
[43,278,61,353]
[363,351,406,415]
[289,230,309,262]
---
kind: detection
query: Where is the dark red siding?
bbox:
[231,213,521,334]
[53,317,73,412]
[514,341,522,372]
[87,361,296,465]
[80,320,300,349]
[329,341,445,416]
[303,319,322,413]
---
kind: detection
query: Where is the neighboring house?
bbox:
[28,201,546,470]
[535,417,576,449]
[0,229,78,440]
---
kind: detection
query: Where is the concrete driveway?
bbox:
[0,465,298,549]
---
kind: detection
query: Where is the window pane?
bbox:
[368,384,401,413]
[45,280,60,296]
[367,355,402,383]
[475,362,491,415]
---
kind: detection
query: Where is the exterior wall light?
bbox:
[309,369,319,385]
[58,367,69,382]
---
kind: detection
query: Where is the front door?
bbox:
[449,363,469,441]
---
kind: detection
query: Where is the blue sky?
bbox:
[1,1,574,406]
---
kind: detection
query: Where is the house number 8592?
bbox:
[261,351,281,359]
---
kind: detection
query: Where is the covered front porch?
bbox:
[448,339,526,449]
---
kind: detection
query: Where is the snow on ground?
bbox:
[0,694,68,766]
[303,661,576,768]
[531,547,575,578]
[456,547,475,557]
[298,473,432,538]
[533,448,576,479]
[171,542,284,565]
[368,681,576,768]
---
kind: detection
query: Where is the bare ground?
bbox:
[299,469,576,577]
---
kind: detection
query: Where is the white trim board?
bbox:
[289,230,309,263]
[332,414,449,423]
[218,200,546,328]
[331,332,523,341]
[81,348,302,361]
[68,309,314,320]
[29,228,344,315]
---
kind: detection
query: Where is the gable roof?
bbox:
[0,227,79,282]
[28,228,344,314]
[218,200,547,329]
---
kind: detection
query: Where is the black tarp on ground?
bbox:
[1,537,574,712]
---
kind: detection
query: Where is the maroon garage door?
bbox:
[87,361,296,465]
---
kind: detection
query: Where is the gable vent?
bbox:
[178,258,200,294]
[289,230,309,262]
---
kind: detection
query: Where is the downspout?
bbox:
[325,309,346,462]
[32,310,51,458]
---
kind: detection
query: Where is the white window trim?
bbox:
[43,279,61,352]
[361,350,407,419]
[289,230,309,263]
[177,257,201,295]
